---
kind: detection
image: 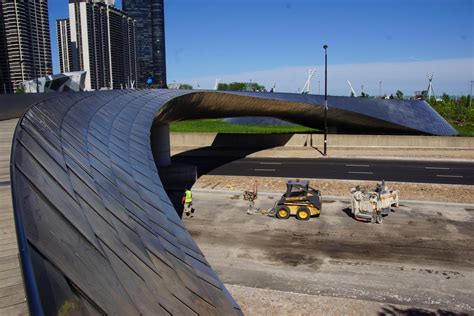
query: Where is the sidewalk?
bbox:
[171,145,474,162]
[192,175,474,204]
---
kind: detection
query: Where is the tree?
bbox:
[179,84,193,90]
[395,90,404,99]
[228,82,246,91]
[217,82,265,92]
[359,92,369,98]
[15,85,26,94]
[217,83,229,91]
[441,93,450,102]
[421,90,428,100]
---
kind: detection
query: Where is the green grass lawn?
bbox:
[170,118,474,137]
[170,119,318,134]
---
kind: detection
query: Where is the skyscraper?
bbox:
[0,0,52,94]
[65,0,137,90]
[56,19,72,73]
[122,0,167,88]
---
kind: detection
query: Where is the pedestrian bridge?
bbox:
[6,90,456,314]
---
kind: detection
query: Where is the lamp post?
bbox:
[323,44,328,156]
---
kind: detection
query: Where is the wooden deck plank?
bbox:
[0,285,25,299]
[0,235,16,244]
[0,260,19,273]
[0,179,27,314]
[0,254,18,265]
[0,249,18,259]
[0,275,23,288]
[0,119,17,183]
[0,293,27,309]
[0,267,21,280]
[0,238,16,246]
[0,302,28,316]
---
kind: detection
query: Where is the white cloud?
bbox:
[174,58,473,96]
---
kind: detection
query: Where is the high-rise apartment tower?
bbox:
[122,0,167,88]
[0,0,52,94]
[56,19,72,73]
[64,0,137,90]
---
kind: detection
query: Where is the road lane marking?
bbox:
[254,168,276,172]
[259,162,282,165]
[436,175,463,178]
[425,167,450,170]
[348,171,373,175]
[345,164,370,167]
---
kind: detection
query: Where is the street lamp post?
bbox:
[323,44,328,156]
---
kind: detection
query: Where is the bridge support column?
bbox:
[151,122,197,217]
[151,122,171,167]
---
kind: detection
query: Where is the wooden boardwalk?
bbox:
[0,119,17,183]
[0,119,27,315]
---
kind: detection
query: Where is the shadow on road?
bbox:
[171,133,311,177]
[166,133,305,217]
[341,207,354,219]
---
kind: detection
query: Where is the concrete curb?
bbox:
[192,188,474,208]
[172,148,474,163]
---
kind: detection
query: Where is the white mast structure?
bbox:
[214,78,220,90]
[426,73,435,99]
[301,69,316,94]
[347,80,357,97]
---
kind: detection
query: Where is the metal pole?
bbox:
[323,44,328,156]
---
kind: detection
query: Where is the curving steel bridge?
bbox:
[9,90,456,315]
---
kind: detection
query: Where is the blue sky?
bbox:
[48,0,473,95]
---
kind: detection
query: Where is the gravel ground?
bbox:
[194,175,474,204]
[225,284,458,316]
[226,284,395,316]
[184,190,474,315]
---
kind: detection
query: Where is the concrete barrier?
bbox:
[170,132,474,149]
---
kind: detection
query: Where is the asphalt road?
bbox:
[184,191,474,312]
[172,156,474,185]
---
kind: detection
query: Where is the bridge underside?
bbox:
[8,90,456,314]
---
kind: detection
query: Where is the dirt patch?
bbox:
[268,252,320,267]
[186,190,474,312]
[194,175,474,204]
[225,284,456,316]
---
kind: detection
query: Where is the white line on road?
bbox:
[425,167,450,170]
[259,162,282,165]
[254,168,276,172]
[345,164,370,167]
[348,171,374,175]
[436,175,463,178]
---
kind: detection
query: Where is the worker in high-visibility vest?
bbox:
[182,189,194,217]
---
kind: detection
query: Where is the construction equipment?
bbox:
[243,181,258,214]
[269,179,322,220]
[350,180,399,224]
